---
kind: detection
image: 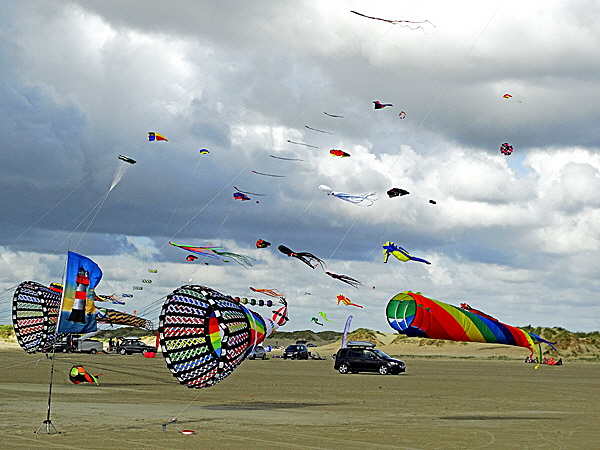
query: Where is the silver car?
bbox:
[247,346,267,360]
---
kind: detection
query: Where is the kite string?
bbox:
[172,389,207,422]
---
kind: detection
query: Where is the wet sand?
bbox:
[1,348,599,450]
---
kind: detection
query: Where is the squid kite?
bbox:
[326,271,363,289]
[287,140,318,149]
[330,149,351,158]
[336,294,363,308]
[278,245,326,269]
[270,154,304,161]
[148,132,168,141]
[373,101,393,109]
[252,170,285,177]
[319,185,377,207]
[383,241,431,265]
[324,112,344,118]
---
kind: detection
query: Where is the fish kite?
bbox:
[311,317,324,326]
[351,10,434,30]
[319,311,334,323]
[500,143,513,156]
[278,245,326,269]
[336,295,363,308]
[383,241,431,265]
[387,188,410,198]
[330,149,351,158]
[256,239,271,248]
[386,291,558,369]
[148,132,168,141]
[373,101,393,109]
[325,271,362,289]
[319,185,377,206]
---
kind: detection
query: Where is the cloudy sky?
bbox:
[1,0,599,333]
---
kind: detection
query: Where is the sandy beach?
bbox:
[1,335,599,450]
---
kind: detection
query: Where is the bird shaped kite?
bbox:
[373,101,393,109]
[383,241,431,265]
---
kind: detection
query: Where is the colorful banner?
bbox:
[341,315,353,348]
[57,251,103,334]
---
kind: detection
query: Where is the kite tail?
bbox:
[529,332,558,351]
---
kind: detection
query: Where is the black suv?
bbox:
[334,341,406,375]
[283,344,309,360]
[115,338,156,355]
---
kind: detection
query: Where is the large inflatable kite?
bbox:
[386,291,556,368]
[158,285,288,389]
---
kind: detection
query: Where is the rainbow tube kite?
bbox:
[386,291,556,368]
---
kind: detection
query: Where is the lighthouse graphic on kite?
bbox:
[67,266,90,324]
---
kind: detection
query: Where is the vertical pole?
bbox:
[45,349,55,433]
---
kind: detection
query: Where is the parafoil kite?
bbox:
[386,291,557,368]
[387,188,410,198]
[186,255,198,261]
[336,295,363,308]
[141,279,152,284]
[121,293,134,298]
[500,143,513,156]
[148,132,168,141]
[503,94,512,99]
[324,112,344,118]
[234,192,251,201]
[256,239,271,248]
[351,10,434,29]
[158,285,288,388]
[383,241,431,265]
[373,101,393,109]
[325,271,362,288]
[69,365,100,385]
[278,245,326,269]
[199,149,210,154]
[319,311,334,323]
[148,269,158,273]
[330,149,351,158]
[110,155,137,192]
[12,281,62,353]
[132,286,143,290]
[305,125,333,135]
[319,185,377,207]
[311,317,324,326]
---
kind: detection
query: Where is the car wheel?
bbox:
[119,348,127,355]
[378,364,390,375]
[62,348,69,353]
[262,354,266,360]
[89,349,97,354]
[338,363,350,374]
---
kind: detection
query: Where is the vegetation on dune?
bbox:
[269,330,342,343]
[346,328,385,345]
[0,325,15,340]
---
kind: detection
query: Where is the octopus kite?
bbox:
[336,295,363,308]
[278,245,326,269]
[326,271,363,289]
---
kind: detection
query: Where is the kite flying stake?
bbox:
[34,351,60,434]
[161,418,177,433]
